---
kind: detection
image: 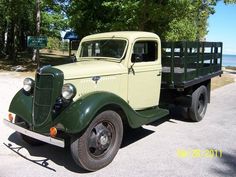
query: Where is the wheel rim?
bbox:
[197,93,205,116]
[87,121,115,158]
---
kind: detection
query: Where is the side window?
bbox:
[132,41,158,63]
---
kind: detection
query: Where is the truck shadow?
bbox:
[122,116,172,148]
[5,118,169,173]
[122,104,193,147]
[121,127,155,148]
[5,108,188,173]
[5,126,158,173]
[6,132,87,173]
[167,104,193,122]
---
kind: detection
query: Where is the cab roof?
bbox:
[81,31,160,41]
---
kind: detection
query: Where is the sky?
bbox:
[207,2,236,55]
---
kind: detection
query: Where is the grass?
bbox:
[40,50,72,66]
[211,73,235,90]
[0,50,71,72]
[225,66,236,71]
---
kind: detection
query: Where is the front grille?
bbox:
[33,74,53,126]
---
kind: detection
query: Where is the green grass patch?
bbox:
[225,66,236,71]
[0,50,71,72]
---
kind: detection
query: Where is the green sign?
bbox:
[27,36,47,49]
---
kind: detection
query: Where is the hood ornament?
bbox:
[92,76,101,84]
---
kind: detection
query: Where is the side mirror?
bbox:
[131,53,142,63]
[71,53,77,63]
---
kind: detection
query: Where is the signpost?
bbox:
[27,36,47,49]
[27,36,47,68]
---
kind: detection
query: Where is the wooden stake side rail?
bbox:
[161,41,223,89]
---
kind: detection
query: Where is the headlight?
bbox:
[23,78,34,92]
[62,83,76,100]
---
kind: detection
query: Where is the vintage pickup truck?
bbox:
[4,31,222,171]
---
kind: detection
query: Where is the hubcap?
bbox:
[198,94,205,115]
[88,121,114,157]
[100,134,109,146]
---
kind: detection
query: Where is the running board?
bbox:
[128,107,169,128]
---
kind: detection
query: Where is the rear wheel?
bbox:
[188,86,208,122]
[15,116,45,146]
[70,110,123,171]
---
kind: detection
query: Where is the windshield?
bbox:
[80,39,127,60]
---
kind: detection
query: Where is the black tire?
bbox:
[70,110,123,171]
[188,86,208,122]
[15,116,45,146]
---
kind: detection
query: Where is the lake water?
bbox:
[223,55,236,66]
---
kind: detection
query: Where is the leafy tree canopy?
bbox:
[0,0,68,61]
[66,0,236,41]
[0,0,236,62]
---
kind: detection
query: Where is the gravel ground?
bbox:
[0,72,236,177]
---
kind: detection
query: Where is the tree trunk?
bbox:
[0,28,5,54]
[19,30,26,51]
[6,22,16,62]
[32,0,41,68]
[139,0,148,31]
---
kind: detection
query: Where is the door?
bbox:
[128,39,162,110]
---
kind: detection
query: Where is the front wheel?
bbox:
[70,110,123,171]
[188,86,208,122]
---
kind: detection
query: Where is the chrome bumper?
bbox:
[3,119,65,148]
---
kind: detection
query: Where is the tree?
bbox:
[0,0,236,63]
[66,0,236,41]
[224,0,236,3]
[0,0,35,61]
[41,0,68,38]
[66,0,201,40]
[0,0,68,62]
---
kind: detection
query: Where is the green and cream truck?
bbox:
[4,31,222,171]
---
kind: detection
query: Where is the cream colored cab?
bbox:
[57,32,162,110]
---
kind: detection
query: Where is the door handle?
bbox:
[157,72,161,76]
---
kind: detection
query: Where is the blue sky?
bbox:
[207,2,236,55]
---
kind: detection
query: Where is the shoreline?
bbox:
[224,66,236,71]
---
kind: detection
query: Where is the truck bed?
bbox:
[161,41,223,89]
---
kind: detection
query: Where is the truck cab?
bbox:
[56,31,162,110]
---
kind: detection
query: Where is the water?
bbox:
[222,54,236,66]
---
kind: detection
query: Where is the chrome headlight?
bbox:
[23,78,34,92]
[62,83,76,100]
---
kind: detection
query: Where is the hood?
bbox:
[54,60,127,80]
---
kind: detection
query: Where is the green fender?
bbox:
[9,89,33,125]
[56,91,169,134]
[8,90,169,134]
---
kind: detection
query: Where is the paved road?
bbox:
[0,72,236,177]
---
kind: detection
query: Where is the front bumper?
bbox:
[3,119,65,148]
